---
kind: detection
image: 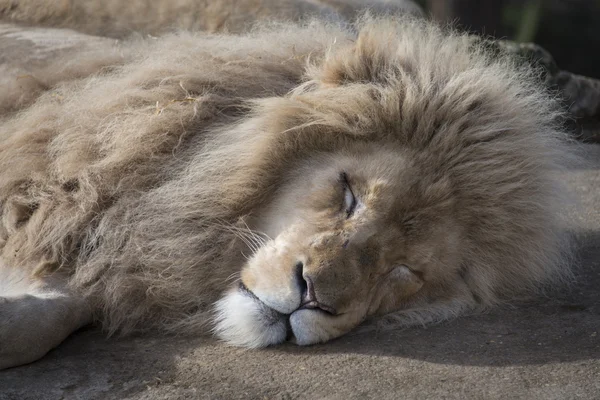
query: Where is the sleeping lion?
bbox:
[0,16,576,369]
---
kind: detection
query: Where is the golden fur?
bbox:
[0,15,577,365]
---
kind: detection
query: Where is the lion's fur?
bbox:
[0,0,422,38]
[0,16,577,337]
[0,24,121,116]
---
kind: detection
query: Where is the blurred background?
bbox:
[415,0,600,79]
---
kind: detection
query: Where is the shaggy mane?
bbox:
[0,16,577,335]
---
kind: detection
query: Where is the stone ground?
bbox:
[1,145,599,400]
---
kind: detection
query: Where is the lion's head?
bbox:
[215,145,463,346]
[212,19,574,348]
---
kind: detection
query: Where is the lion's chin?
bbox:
[288,309,336,346]
[213,286,342,348]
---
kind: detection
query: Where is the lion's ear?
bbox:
[368,264,424,316]
[319,26,397,87]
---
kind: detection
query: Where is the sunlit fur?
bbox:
[0,16,576,346]
[0,0,422,38]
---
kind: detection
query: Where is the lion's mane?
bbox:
[0,17,576,335]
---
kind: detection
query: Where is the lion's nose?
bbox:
[294,261,337,315]
[300,274,316,304]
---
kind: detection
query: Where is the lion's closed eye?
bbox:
[340,172,357,218]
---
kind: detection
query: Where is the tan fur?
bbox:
[0,16,577,364]
[0,24,122,116]
[0,0,422,38]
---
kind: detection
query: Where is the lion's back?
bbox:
[0,0,421,38]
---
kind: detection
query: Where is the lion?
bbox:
[0,15,576,369]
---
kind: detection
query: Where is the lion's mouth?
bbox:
[237,281,336,342]
[239,281,336,316]
[298,300,336,315]
[214,280,354,348]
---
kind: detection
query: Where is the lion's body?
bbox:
[0,13,577,368]
[0,0,421,38]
